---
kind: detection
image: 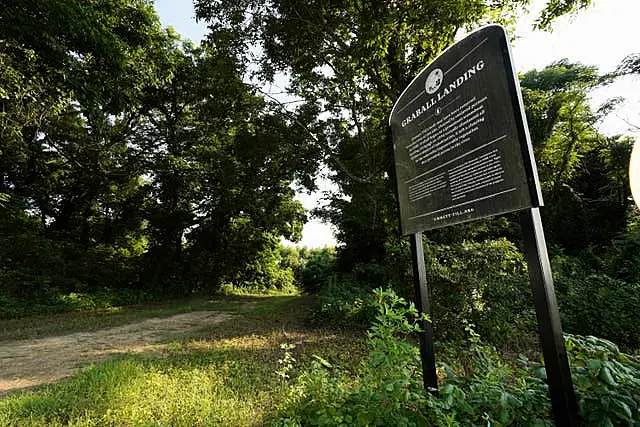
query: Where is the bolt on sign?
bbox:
[389,24,542,235]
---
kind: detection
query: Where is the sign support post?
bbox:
[520,207,579,426]
[410,232,438,393]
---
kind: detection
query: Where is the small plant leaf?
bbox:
[598,366,617,386]
[312,354,333,369]
[610,399,632,420]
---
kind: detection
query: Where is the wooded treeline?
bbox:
[1,0,639,346]
[0,0,324,312]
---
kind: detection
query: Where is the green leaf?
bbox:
[598,416,615,427]
[534,367,548,381]
[610,399,633,420]
[587,359,602,371]
[598,366,617,386]
[312,355,333,369]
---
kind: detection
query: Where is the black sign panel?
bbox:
[389,25,542,234]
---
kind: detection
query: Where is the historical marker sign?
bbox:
[389,24,542,234]
[389,24,580,426]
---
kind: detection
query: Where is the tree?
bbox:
[520,60,633,250]
[535,0,593,30]
[122,33,325,292]
[194,0,598,271]
[617,53,640,76]
[0,0,170,239]
[0,0,173,299]
[0,0,327,304]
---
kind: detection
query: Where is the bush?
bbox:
[310,238,539,345]
[553,255,640,351]
[275,289,551,426]
[224,243,300,294]
[275,289,432,426]
[0,287,153,319]
[601,218,640,283]
[274,289,640,426]
[304,248,406,328]
[309,277,378,328]
[300,247,336,294]
[425,238,537,348]
[566,275,640,350]
[565,334,640,425]
[0,203,148,315]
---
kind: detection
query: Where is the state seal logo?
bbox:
[425,68,443,94]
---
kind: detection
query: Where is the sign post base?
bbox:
[520,207,579,426]
[410,232,438,393]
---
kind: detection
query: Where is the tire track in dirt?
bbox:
[0,310,234,394]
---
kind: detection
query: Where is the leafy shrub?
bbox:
[0,216,69,300]
[553,255,640,351]
[309,277,378,328]
[275,289,640,426]
[600,215,640,283]
[430,348,552,425]
[227,244,300,294]
[350,261,403,291]
[276,289,552,426]
[0,202,150,315]
[565,334,640,425]
[279,246,304,284]
[0,286,153,319]
[305,242,413,328]
[425,238,537,348]
[300,247,337,294]
[276,289,431,426]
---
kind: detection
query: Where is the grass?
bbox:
[0,294,368,426]
[1,352,279,425]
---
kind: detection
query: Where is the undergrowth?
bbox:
[273,289,640,426]
[1,290,638,426]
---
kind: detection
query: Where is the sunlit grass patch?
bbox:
[0,347,284,426]
[0,295,369,426]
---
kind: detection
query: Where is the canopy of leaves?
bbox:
[520,60,634,250]
[195,0,538,269]
[0,0,322,308]
[535,0,593,30]
[194,1,617,268]
[2,0,635,320]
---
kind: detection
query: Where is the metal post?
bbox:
[520,207,579,426]
[410,232,438,393]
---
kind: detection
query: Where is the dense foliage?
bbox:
[0,0,636,395]
[273,289,640,426]
[191,0,639,361]
[0,0,323,315]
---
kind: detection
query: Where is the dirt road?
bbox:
[0,310,233,394]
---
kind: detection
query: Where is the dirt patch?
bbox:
[0,311,234,394]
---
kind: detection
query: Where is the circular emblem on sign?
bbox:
[425,68,443,94]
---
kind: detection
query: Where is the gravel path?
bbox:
[0,310,233,394]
